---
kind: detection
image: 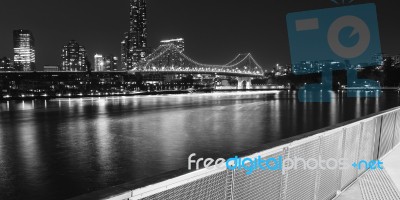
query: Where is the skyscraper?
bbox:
[158,38,185,67]
[160,38,185,52]
[121,0,149,70]
[61,40,88,71]
[94,54,104,71]
[13,29,35,71]
[121,32,129,71]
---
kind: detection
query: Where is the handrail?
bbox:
[69,106,400,200]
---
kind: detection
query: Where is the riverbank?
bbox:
[0,88,289,101]
[2,88,398,102]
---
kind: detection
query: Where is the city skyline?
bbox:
[0,0,400,71]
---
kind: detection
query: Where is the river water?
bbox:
[0,91,399,199]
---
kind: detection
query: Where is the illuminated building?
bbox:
[155,38,185,66]
[43,66,59,72]
[13,29,35,71]
[121,0,149,70]
[0,57,14,71]
[121,33,129,70]
[370,53,400,67]
[160,38,184,52]
[104,55,118,71]
[94,54,104,71]
[95,54,118,72]
[61,40,88,71]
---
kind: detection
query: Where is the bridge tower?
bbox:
[237,77,253,90]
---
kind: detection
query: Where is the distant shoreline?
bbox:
[0,89,288,101]
[2,88,398,102]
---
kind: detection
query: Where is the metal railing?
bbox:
[71,107,400,200]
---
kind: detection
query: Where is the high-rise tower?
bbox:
[122,0,149,70]
[121,32,129,71]
[61,40,88,71]
[13,30,35,71]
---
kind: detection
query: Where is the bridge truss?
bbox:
[130,44,264,77]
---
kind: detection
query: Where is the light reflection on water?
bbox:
[0,91,399,200]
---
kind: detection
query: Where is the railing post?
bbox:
[313,135,324,200]
[225,169,234,200]
[280,147,289,200]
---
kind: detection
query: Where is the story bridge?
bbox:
[128,44,265,89]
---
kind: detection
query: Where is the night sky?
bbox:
[0,0,399,70]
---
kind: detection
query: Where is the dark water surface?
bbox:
[1,91,400,199]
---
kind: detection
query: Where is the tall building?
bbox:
[94,54,104,71]
[160,38,185,52]
[156,38,185,66]
[13,29,35,71]
[121,32,129,71]
[94,54,119,71]
[104,55,118,71]
[0,57,14,71]
[61,40,88,71]
[121,0,149,70]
